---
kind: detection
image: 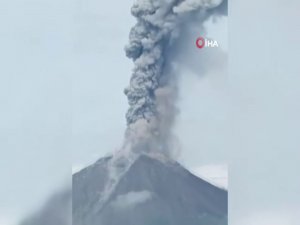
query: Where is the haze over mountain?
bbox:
[19,189,71,225]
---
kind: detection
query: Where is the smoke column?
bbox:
[97,0,227,211]
[122,0,225,158]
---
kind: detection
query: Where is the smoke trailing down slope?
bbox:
[123,0,226,158]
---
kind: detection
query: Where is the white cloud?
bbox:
[72,164,85,174]
[234,209,300,225]
[191,164,228,189]
[111,190,152,210]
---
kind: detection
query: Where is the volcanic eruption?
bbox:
[73,0,228,224]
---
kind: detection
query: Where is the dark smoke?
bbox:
[122,0,226,158]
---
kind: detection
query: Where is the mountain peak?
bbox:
[73,154,228,225]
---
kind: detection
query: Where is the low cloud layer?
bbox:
[111,191,152,210]
[235,209,300,225]
[191,164,228,189]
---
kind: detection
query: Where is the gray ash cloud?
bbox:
[123,0,226,157]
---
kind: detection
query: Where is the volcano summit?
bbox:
[73,154,228,225]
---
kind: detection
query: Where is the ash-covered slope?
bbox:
[73,155,227,225]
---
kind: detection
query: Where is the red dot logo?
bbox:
[196,37,205,49]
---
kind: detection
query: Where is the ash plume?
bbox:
[122,0,226,158]
[96,0,227,211]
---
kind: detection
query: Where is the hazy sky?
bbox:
[229,1,300,224]
[0,1,73,224]
[0,0,299,225]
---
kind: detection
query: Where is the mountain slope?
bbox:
[73,155,228,225]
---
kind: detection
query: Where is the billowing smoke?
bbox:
[98,0,227,210]
[122,0,226,158]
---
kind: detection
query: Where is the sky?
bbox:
[0,0,299,224]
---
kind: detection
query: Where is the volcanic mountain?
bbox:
[73,154,228,225]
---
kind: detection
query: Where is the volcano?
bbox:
[73,154,228,225]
